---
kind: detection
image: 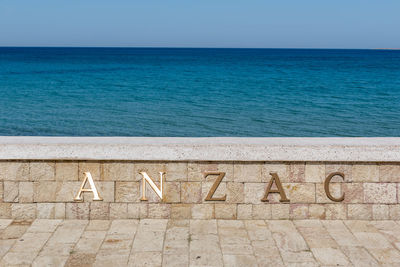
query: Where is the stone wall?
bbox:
[1,160,399,220]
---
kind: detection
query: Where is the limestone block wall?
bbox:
[0,160,399,220]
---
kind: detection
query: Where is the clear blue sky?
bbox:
[0,0,399,48]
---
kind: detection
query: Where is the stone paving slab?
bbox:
[1,219,400,266]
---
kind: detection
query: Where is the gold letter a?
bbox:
[261,172,289,202]
[74,172,102,201]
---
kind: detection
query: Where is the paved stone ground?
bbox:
[1,219,400,266]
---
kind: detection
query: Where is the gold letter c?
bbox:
[324,172,345,202]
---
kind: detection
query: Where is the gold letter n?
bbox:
[140,172,164,201]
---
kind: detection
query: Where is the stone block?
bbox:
[325,204,346,220]
[30,161,55,181]
[127,203,148,219]
[33,256,69,267]
[165,162,187,181]
[363,183,397,204]
[325,163,352,181]
[115,182,140,202]
[0,220,32,242]
[0,161,29,181]
[343,183,363,203]
[372,204,389,220]
[147,204,170,219]
[223,255,257,266]
[284,183,315,203]
[379,164,400,182]
[311,248,350,266]
[10,233,53,256]
[37,203,55,219]
[65,253,96,266]
[101,162,134,181]
[234,163,262,182]
[271,204,289,219]
[19,182,33,203]
[3,182,18,203]
[288,163,305,182]
[347,204,372,220]
[389,205,400,220]
[164,182,181,203]
[171,204,192,219]
[135,163,166,181]
[309,204,326,219]
[163,254,188,267]
[78,162,101,180]
[109,203,128,219]
[0,181,3,201]
[188,162,233,182]
[89,202,109,219]
[55,182,81,202]
[252,204,271,219]
[33,182,57,202]
[290,204,309,219]
[181,182,202,203]
[244,183,265,204]
[305,163,325,183]
[11,203,36,220]
[215,204,236,219]
[0,203,11,218]
[237,204,252,219]
[55,162,78,181]
[352,164,379,182]
[54,203,65,219]
[190,220,217,237]
[27,219,61,233]
[191,204,214,219]
[226,182,244,203]
[261,162,289,182]
[66,203,89,219]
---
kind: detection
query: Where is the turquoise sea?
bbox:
[0,47,399,136]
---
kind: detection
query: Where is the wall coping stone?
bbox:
[0,137,399,162]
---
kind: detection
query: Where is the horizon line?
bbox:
[1,46,398,50]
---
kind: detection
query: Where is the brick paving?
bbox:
[1,219,400,266]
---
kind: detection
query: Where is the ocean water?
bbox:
[0,47,399,137]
